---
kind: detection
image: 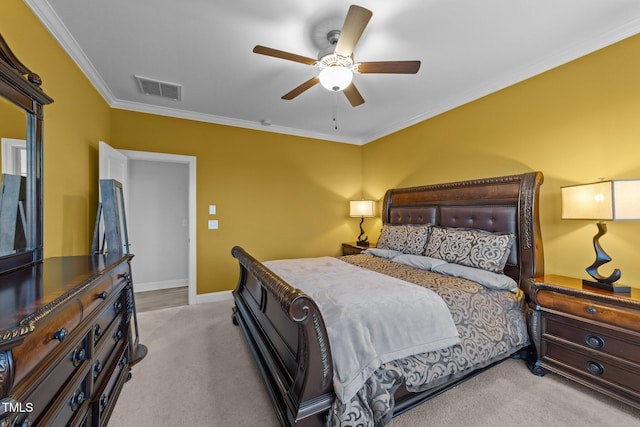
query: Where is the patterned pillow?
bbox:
[404,225,432,255]
[376,225,408,252]
[377,224,432,255]
[424,226,514,273]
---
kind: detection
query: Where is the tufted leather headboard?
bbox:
[382,172,544,290]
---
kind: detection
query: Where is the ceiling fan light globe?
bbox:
[319,66,353,92]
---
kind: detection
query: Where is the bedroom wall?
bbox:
[9,0,640,292]
[2,0,112,257]
[110,110,362,294]
[363,33,640,286]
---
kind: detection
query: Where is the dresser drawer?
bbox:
[93,344,129,425]
[78,275,113,320]
[92,292,125,347]
[11,299,83,387]
[537,290,640,332]
[23,334,89,423]
[93,319,126,389]
[543,314,640,365]
[543,340,640,395]
[35,364,91,427]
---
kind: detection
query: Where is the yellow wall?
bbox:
[110,110,362,293]
[2,0,112,257]
[6,0,640,292]
[364,33,640,286]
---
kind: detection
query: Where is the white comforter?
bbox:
[264,257,460,403]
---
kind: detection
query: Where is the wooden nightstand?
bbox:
[341,242,374,255]
[528,275,640,410]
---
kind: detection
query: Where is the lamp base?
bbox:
[356,240,370,247]
[582,279,631,294]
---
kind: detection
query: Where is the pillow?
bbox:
[362,248,403,260]
[424,226,514,273]
[391,254,447,271]
[404,224,432,255]
[377,224,432,255]
[376,225,408,252]
[432,263,518,292]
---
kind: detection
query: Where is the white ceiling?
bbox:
[26,1,640,145]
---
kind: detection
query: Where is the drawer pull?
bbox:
[119,355,128,368]
[585,361,605,376]
[13,415,32,427]
[94,324,102,338]
[94,360,103,377]
[584,334,605,349]
[118,272,130,281]
[114,301,123,312]
[585,306,597,315]
[69,391,85,411]
[97,291,108,299]
[53,328,68,342]
[113,328,123,342]
[100,395,109,411]
[71,347,86,366]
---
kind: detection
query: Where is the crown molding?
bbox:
[25,0,117,104]
[26,1,640,146]
[26,0,363,145]
[362,16,640,144]
[110,99,363,145]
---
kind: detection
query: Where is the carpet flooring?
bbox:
[110,301,640,426]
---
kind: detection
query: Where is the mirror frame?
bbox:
[0,34,53,274]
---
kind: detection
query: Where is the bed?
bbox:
[231,172,544,426]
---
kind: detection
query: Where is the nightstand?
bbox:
[341,242,374,255]
[528,275,640,410]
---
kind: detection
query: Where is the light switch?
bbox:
[209,205,216,215]
[208,220,218,230]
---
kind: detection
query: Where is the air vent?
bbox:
[134,75,182,101]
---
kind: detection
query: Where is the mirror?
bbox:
[0,34,53,274]
[0,95,28,256]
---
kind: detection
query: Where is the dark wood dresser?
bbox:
[528,274,640,410]
[0,254,143,426]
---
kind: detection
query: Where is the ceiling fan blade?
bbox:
[282,77,320,100]
[253,45,317,66]
[356,61,421,74]
[343,83,365,107]
[334,5,373,58]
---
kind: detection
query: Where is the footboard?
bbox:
[231,246,334,427]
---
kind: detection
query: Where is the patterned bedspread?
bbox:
[328,254,529,426]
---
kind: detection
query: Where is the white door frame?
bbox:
[2,138,27,175]
[119,149,197,305]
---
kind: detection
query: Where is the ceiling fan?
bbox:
[253,4,421,107]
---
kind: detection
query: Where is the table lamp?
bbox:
[561,179,640,293]
[349,200,375,246]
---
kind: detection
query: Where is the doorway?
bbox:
[99,142,196,305]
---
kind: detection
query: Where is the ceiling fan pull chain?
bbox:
[333,92,339,130]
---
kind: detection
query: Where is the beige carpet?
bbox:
[110,301,640,427]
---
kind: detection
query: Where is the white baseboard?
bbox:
[134,279,187,293]
[195,290,233,304]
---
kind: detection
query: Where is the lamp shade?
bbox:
[561,179,640,220]
[350,200,375,217]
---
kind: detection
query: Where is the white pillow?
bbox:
[432,262,518,292]
[391,254,447,271]
[362,248,403,260]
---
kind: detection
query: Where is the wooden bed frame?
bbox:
[231,172,544,426]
